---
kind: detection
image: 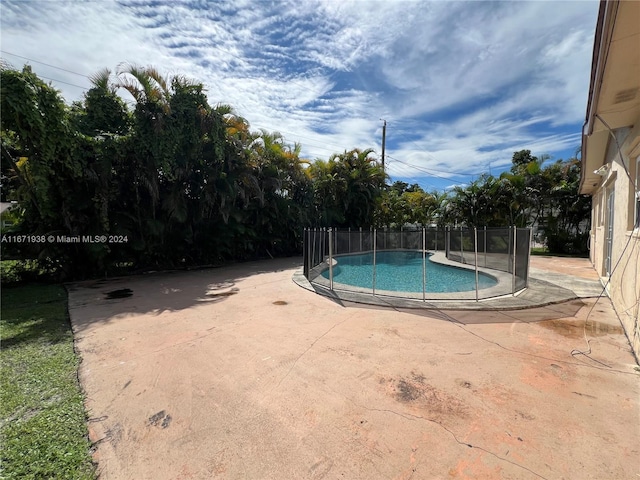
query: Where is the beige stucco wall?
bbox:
[588,120,640,360]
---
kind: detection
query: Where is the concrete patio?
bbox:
[68,256,639,479]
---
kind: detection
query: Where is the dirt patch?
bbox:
[537,319,624,338]
[105,422,123,447]
[456,379,472,389]
[515,409,535,421]
[397,379,423,402]
[273,300,288,305]
[148,410,172,429]
[380,372,468,420]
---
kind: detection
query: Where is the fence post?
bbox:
[308,228,313,277]
[422,227,426,302]
[326,228,329,258]
[460,227,463,263]
[360,227,363,252]
[401,226,404,249]
[526,228,533,288]
[372,228,377,296]
[311,228,316,275]
[328,228,334,290]
[324,228,327,258]
[512,225,517,295]
[348,227,351,253]
[435,227,438,252]
[474,227,479,302]
[445,226,450,258]
[484,226,487,267]
[304,228,308,278]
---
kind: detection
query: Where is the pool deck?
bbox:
[296,253,605,310]
[68,255,638,480]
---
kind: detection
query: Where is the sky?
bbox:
[0,0,600,191]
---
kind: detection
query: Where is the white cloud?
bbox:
[0,0,599,189]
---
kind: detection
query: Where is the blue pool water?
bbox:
[321,250,497,293]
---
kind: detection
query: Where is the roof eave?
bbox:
[580,0,618,195]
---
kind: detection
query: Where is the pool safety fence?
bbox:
[302,226,532,302]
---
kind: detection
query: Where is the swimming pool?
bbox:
[321,250,497,293]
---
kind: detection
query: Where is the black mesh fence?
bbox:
[515,228,531,291]
[485,227,513,274]
[303,228,330,282]
[302,226,531,301]
[447,228,476,266]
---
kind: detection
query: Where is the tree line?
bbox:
[0,65,590,280]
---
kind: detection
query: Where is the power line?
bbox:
[386,155,476,180]
[3,50,383,136]
[250,125,356,156]
[2,51,456,171]
[381,121,486,176]
[0,50,91,78]
[0,54,459,181]
[388,153,485,177]
[3,53,472,193]
[383,158,443,191]
[38,75,89,90]
[0,51,368,154]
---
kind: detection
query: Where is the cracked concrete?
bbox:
[68,256,639,479]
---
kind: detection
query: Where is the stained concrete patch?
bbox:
[381,372,469,421]
[537,318,624,337]
[69,256,640,480]
[456,379,472,389]
[148,410,172,429]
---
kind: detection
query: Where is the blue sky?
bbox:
[0,0,599,191]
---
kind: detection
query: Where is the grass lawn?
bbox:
[1,284,95,480]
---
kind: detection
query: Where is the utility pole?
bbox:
[380,119,386,173]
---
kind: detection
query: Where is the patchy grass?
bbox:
[0,259,61,285]
[0,284,95,480]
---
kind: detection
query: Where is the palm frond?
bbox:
[88,68,112,90]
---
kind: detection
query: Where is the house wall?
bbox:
[589,120,640,359]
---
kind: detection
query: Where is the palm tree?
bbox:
[88,67,114,92]
[116,63,170,109]
[330,148,386,227]
[215,104,251,144]
[308,159,346,226]
[78,68,130,136]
